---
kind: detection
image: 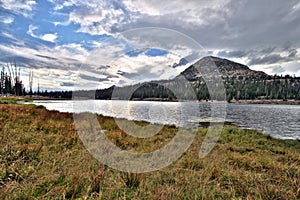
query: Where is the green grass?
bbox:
[0,98,19,104]
[0,97,33,104]
[0,104,299,199]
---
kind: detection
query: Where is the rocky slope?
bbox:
[180,56,270,80]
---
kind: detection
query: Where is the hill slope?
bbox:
[180,56,270,81]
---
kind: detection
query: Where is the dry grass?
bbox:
[0,104,299,199]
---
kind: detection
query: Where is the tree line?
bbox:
[60,74,300,101]
[224,75,300,102]
[20,75,300,101]
[0,62,25,96]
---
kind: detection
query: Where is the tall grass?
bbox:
[0,104,299,199]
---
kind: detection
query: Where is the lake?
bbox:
[26,100,300,140]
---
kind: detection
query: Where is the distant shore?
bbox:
[1,96,300,105]
[230,99,300,105]
[122,98,300,105]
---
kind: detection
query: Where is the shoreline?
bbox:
[1,96,300,106]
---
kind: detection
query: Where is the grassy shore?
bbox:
[0,103,299,199]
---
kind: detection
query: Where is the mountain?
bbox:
[128,56,299,101]
[172,58,189,68]
[180,56,270,81]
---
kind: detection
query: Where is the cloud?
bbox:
[16,67,78,91]
[60,82,74,87]
[217,50,248,58]
[27,24,38,37]
[118,0,300,51]
[265,65,286,74]
[108,51,182,85]
[212,46,300,77]
[35,54,58,60]
[283,61,300,74]
[249,48,299,65]
[46,0,300,52]
[27,25,58,43]
[53,21,70,26]
[79,74,109,82]
[214,47,299,66]
[123,0,233,25]
[41,33,58,43]
[288,49,298,58]
[0,33,183,89]
[49,0,135,35]
[0,15,14,24]
[248,54,288,66]
[0,0,36,17]
[47,0,300,75]
[0,42,86,70]
[251,61,300,76]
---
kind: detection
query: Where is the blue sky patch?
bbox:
[145,48,168,57]
[126,48,168,57]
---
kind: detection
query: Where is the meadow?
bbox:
[0,102,299,199]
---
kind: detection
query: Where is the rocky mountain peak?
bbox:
[180,56,270,80]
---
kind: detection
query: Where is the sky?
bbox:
[0,0,300,91]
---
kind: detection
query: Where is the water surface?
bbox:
[28,100,300,140]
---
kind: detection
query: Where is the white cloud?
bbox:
[49,0,235,36]
[0,39,124,89]
[19,67,77,91]
[0,41,84,91]
[41,33,58,43]
[47,0,300,51]
[292,2,300,11]
[108,52,182,85]
[86,40,127,66]
[0,42,86,70]
[123,0,232,21]
[0,15,14,24]
[27,25,58,43]
[53,21,70,26]
[0,0,36,17]
[49,0,136,35]
[51,0,75,11]
[27,24,38,37]
[250,62,300,77]
[12,24,209,89]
